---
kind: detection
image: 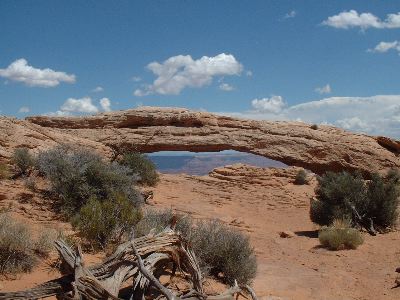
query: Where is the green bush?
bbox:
[71,194,142,248]
[0,214,37,274]
[310,171,400,231]
[294,169,308,185]
[310,124,318,130]
[37,146,143,216]
[318,219,364,250]
[13,148,35,175]
[136,210,257,285]
[120,152,159,186]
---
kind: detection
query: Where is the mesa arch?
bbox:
[26,106,400,175]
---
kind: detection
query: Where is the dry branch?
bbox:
[0,228,259,300]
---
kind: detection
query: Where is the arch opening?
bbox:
[146,150,287,175]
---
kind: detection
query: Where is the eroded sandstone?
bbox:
[26,107,400,175]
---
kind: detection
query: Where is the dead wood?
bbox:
[0,227,259,300]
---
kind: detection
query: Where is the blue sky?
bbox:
[1,1,400,137]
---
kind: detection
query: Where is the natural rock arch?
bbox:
[25,107,400,176]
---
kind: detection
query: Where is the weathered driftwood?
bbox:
[0,227,259,300]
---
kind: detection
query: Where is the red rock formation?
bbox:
[25,107,399,175]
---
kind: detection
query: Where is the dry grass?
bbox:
[318,219,364,250]
[0,214,57,274]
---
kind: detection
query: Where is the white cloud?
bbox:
[284,10,296,19]
[0,58,76,87]
[368,41,400,54]
[131,76,142,82]
[315,84,331,94]
[60,97,99,114]
[134,53,243,96]
[221,95,400,138]
[219,83,235,91]
[251,96,286,114]
[245,70,253,77]
[18,106,30,113]
[322,10,400,30]
[99,97,111,112]
[91,86,104,93]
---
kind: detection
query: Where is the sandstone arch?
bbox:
[25,107,400,176]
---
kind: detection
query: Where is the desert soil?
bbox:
[1,164,400,300]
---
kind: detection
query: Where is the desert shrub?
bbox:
[0,214,37,274]
[120,152,159,186]
[365,173,399,229]
[310,171,400,231]
[34,228,58,257]
[136,210,257,285]
[71,194,142,248]
[24,176,37,191]
[310,124,318,130]
[37,145,142,215]
[318,219,363,250]
[0,162,10,180]
[386,168,400,184]
[13,148,35,175]
[294,169,308,185]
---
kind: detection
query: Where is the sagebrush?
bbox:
[136,210,257,285]
[294,169,308,185]
[36,145,143,216]
[72,194,142,248]
[120,152,159,186]
[13,148,35,175]
[310,170,400,231]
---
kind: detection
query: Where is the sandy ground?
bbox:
[149,166,400,300]
[1,165,400,300]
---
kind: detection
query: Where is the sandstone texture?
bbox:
[0,116,112,161]
[26,106,399,175]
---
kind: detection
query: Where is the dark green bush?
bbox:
[310,124,318,130]
[13,148,35,175]
[136,210,257,285]
[318,219,363,250]
[120,152,159,186]
[294,169,308,185]
[310,171,400,231]
[37,146,143,215]
[71,194,142,248]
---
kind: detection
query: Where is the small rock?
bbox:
[279,230,295,238]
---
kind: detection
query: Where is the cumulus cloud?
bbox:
[368,41,400,54]
[47,97,113,116]
[322,10,400,30]
[91,86,104,93]
[219,83,235,91]
[315,84,331,94]
[18,106,30,113]
[134,53,243,96]
[99,97,111,111]
[221,95,400,138]
[251,96,286,114]
[0,58,76,87]
[131,76,142,82]
[60,97,99,114]
[284,10,296,19]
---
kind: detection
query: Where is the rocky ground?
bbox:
[1,164,399,300]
